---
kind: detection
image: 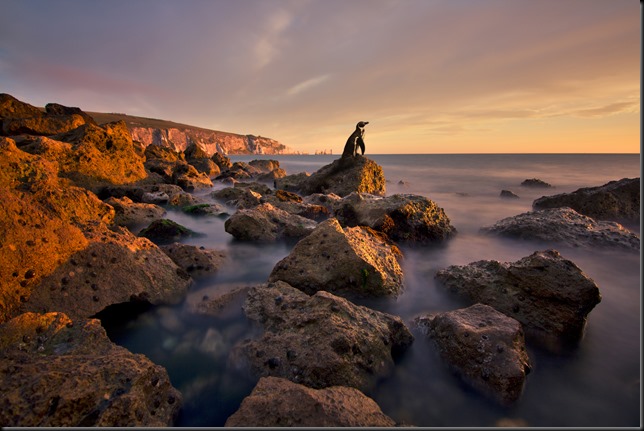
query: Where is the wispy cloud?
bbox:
[286,74,331,97]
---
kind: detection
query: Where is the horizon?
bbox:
[1,0,640,154]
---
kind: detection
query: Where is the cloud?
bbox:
[285,74,331,97]
[571,101,640,118]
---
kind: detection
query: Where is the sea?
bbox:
[98,153,641,427]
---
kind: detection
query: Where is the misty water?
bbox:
[99,154,640,427]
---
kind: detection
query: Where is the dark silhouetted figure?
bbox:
[341,121,369,158]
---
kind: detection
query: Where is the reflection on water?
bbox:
[99,154,640,427]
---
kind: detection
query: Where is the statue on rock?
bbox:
[342,121,368,158]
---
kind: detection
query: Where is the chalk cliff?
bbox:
[89,112,296,156]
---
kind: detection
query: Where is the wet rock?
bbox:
[104,196,166,228]
[225,376,396,427]
[224,203,317,241]
[102,183,185,204]
[280,155,386,197]
[414,304,531,406]
[138,219,199,245]
[181,203,229,217]
[261,193,331,222]
[233,181,274,196]
[480,207,639,251]
[269,218,404,298]
[500,190,520,199]
[160,243,226,279]
[144,145,213,191]
[230,281,414,392]
[190,285,251,319]
[333,192,456,244]
[216,161,261,181]
[435,249,602,353]
[24,225,192,320]
[248,159,281,173]
[521,178,552,188]
[211,187,262,209]
[302,193,343,212]
[274,172,311,192]
[532,177,640,225]
[0,312,182,426]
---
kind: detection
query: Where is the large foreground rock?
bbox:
[224,203,318,241]
[480,207,639,251]
[230,281,414,392]
[224,377,396,427]
[104,196,166,228]
[276,155,386,197]
[435,250,601,353]
[415,304,531,406]
[532,177,640,225]
[22,225,192,321]
[269,218,404,298]
[0,312,182,426]
[333,192,456,243]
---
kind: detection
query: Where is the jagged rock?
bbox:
[0,312,182,426]
[184,143,221,178]
[261,191,331,222]
[480,207,639,251]
[190,284,251,319]
[160,243,226,279]
[3,114,87,136]
[274,172,311,192]
[224,376,396,427]
[216,161,261,181]
[101,183,189,205]
[279,155,386,197]
[138,219,199,245]
[181,203,229,217]
[23,224,192,320]
[171,162,214,191]
[224,203,317,241]
[257,167,287,182]
[0,93,43,120]
[45,102,97,126]
[234,181,274,196]
[269,218,404,298]
[211,152,233,170]
[302,193,343,212]
[500,190,520,199]
[104,196,166,228]
[230,281,414,392]
[248,159,281,173]
[434,250,601,353]
[414,304,531,406]
[333,192,456,244]
[521,178,552,188]
[144,144,212,191]
[532,177,640,224]
[212,187,262,209]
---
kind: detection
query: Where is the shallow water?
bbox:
[99,154,640,427]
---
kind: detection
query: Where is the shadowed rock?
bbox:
[480,207,639,251]
[500,190,520,199]
[160,243,226,279]
[138,219,199,245]
[269,218,404,298]
[0,312,182,426]
[104,196,166,228]
[229,281,414,392]
[224,376,396,427]
[521,178,552,188]
[435,249,601,353]
[224,203,318,242]
[333,192,456,244]
[532,177,640,225]
[414,304,531,406]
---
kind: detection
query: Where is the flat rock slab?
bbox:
[333,192,456,244]
[480,207,639,251]
[269,218,404,298]
[415,304,531,406]
[532,177,640,224]
[224,376,396,427]
[230,281,414,392]
[435,249,601,353]
[0,312,182,426]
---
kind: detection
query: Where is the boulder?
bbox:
[224,203,317,241]
[212,187,262,209]
[248,159,281,173]
[302,193,343,212]
[0,93,43,121]
[104,196,166,228]
[0,312,182,426]
[3,114,87,136]
[257,167,287,182]
[261,192,331,222]
[160,243,226,279]
[101,184,186,204]
[480,207,639,251]
[500,190,520,199]
[138,219,199,245]
[532,177,640,225]
[23,225,192,321]
[190,284,251,319]
[184,143,221,178]
[224,376,396,427]
[234,181,274,196]
[211,152,233,170]
[269,218,404,298]
[216,162,260,181]
[434,250,601,353]
[414,304,531,406]
[181,203,229,217]
[281,155,386,197]
[144,145,213,191]
[45,102,97,126]
[333,192,456,244]
[274,172,311,192]
[521,178,552,188]
[230,281,414,392]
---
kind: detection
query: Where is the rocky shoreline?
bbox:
[1,93,640,426]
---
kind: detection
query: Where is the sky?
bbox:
[0,0,640,154]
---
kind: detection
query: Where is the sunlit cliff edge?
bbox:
[88,112,299,156]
